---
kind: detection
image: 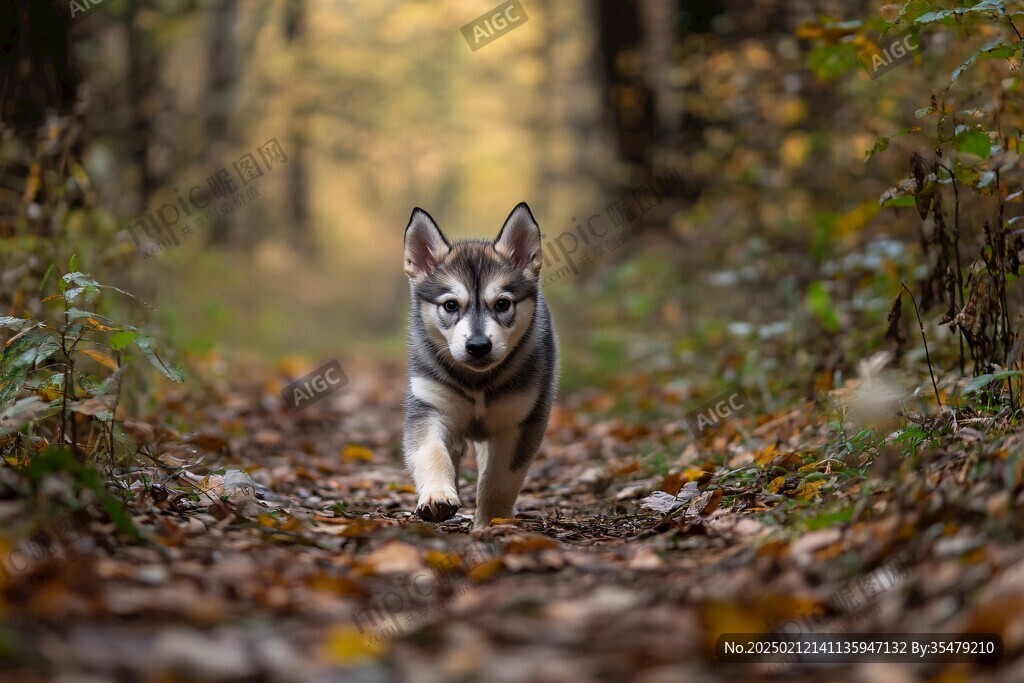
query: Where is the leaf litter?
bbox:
[0,355,1022,682]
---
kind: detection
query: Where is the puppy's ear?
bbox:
[494,202,542,277]
[404,208,450,279]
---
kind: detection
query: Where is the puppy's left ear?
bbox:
[495,202,542,277]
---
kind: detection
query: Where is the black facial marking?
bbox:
[417,279,451,302]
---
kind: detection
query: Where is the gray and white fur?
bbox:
[402,202,557,528]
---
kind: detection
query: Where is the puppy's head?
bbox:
[404,202,543,372]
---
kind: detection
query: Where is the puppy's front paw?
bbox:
[415,491,460,523]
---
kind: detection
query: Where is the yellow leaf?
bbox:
[682,467,709,482]
[701,600,769,651]
[781,132,810,169]
[342,445,374,462]
[308,572,365,596]
[487,517,516,526]
[851,34,873,50]
[24,164,40,202]
[795,24,824,40]
[37,387,60,401]
[257,513,278,528]
[767,475,787,494]
[467,557,502,583]
[781,98,807,126]
[80,349,119,371]
[387,483,415,493]
[86,317,116,331]
[0,538,12,589]
[277,355,310,377]
[424,549,462,572]
[795,479,826,500]
[835,200,880,239]
[321,625,381,664]
[754,445,778,467]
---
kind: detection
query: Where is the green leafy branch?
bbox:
[0,255,185,464]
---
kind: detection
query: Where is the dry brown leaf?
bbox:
[364,541,422,573]
[80,349,119,370]
[504,535,559,554]
[689,488,723,516]
[467,557,503,582]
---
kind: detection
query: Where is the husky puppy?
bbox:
[402,202,557,528]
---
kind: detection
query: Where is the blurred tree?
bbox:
[204,0,238,147]
[0,0,79,246]
[0,0,77,133]
[597,0,655,170]
[125,0,161,203]
[283,0,313,252]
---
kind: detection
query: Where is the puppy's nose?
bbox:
[466,336,492,357]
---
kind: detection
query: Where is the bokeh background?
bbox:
[3,1,1024,681]
[10,0,1020,402]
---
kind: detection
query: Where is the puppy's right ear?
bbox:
[404,208,450,279]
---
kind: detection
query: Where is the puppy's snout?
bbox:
[466,336,492,357]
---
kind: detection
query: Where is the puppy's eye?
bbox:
[442,300,460,313]
[494,298,512,313]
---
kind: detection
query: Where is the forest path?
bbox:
[2,357,1021,682]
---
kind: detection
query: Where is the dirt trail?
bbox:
[2,358,1021,682]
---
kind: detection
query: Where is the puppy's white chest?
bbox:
[475,389,537,433]
[410,376,537,436]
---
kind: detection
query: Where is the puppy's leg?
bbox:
[475,423,542,528]
[450,438,466,485]
[405,409,460,523]
[473,440,488,478]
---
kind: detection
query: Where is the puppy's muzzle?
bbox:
[466,336,492,358]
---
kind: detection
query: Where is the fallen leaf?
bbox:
[639,483,700,514]
[364,542,422,574]
[424,549,462,571]
[789,528,842,565]
[794,479,826,500]
[754,445,778,466]
[321,625,380,664]
[504,535,558,554]
[342,445,374,462]
[688,488,723,517]
[627,546,665,569]
[467,557,502,582]
[308,572,366,597]
[487,517,517,526]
